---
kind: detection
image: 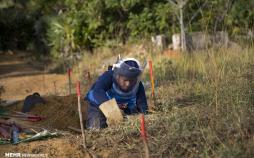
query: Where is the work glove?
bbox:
[99,98,124,126]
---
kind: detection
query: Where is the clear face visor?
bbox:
[116,73,141,84]
[113,58,144,91]
[115,74,141,92]
[119,61,143,83]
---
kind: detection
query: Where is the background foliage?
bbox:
[0,0,253,57]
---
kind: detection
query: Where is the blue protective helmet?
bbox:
[113,58,143,78]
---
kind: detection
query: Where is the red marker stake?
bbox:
[140,114,149,158]
[76,81,86,148]
[76,81,81,96]
[68,68,72,95]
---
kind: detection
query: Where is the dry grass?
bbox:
[46,45,254,157]
[2,45,253,157]
[148,46,254,157]
[88,46,254,157]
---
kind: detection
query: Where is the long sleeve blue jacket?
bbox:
[85,70,148,114]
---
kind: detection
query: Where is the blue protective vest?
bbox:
[106,82,139,114]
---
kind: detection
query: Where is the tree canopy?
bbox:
[0,0,253,56]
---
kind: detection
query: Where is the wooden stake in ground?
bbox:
[53,81,57,95]
[76,81,86,148]
[43,64,46,93]
[68,68,72,95]
[140,113,149,158]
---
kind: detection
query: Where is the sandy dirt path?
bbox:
[0,52,70,100]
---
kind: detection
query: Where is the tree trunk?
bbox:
[180,7,186,51]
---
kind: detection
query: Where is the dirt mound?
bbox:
[7,95,89,130]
